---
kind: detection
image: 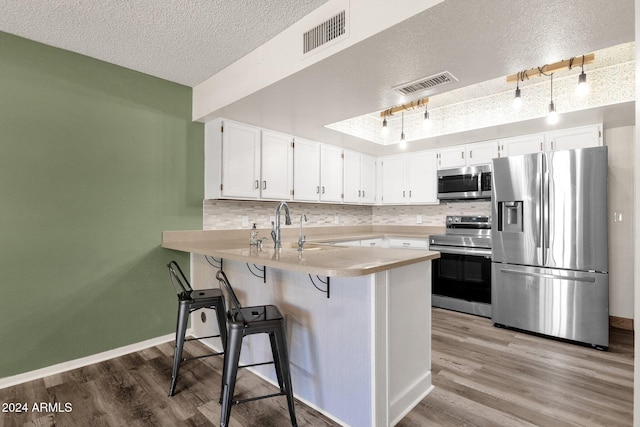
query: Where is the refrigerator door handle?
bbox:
[543,168,550,257]
[499,268,597,283]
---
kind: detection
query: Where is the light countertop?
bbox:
[162,226,442,277]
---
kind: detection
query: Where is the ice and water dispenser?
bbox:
[497,201,523,232]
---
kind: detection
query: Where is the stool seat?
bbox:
[167,261,227,397]
[216,270,297,427]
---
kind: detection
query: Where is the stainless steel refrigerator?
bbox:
[491,146,609,349]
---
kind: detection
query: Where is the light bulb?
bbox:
[576,71,588,96]
[422,110,432,129]
[399,138,407,149]
[513,87,522,109]
[381,117,389,136]
[547,101,559,124]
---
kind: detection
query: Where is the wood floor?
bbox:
[0,308,633,426]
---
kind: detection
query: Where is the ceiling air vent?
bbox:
[303,10,346,54]
[394,72,457,95]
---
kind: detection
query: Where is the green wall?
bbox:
[0,32,203,378]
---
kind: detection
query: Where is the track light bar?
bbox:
[380,96,429,118]
[506,53,594,83]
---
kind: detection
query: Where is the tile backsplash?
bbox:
[203,199,491,230]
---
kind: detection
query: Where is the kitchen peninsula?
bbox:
[162,227,440,426]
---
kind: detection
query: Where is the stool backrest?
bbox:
[167,261,193,297]
[215,270,248,326]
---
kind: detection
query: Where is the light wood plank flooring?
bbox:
[0,308,633,426]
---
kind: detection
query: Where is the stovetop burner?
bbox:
[430,215,492,250]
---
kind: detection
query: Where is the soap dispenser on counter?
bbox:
[250,223,258,245]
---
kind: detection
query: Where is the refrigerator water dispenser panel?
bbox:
[498,201,523,232]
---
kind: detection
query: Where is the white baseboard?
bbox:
[0,333,176,390]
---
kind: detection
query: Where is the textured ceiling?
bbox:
[210,0,635,154]
[0,0,634,154]
[0,0,328,86]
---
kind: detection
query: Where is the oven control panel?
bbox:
[446,215,491,228]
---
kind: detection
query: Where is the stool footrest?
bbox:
[182,351,223,362]
[238,360,274,369]
[185,334,221,342]
[234,391,286,406]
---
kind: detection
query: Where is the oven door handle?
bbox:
[429,245,492,257]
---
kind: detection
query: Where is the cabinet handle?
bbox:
[358,190,361,197]
[540,142,543,151]
[316,186,320,194]
[403,190,406,197]
[403,242,410,246]
[551,141,555,150]
[254,180,259,189]
[322,186,325,194]
[470,151,473,158]
[409,190,412,197]
[263,181,267,190]
[362,190,365,197]
[462,151,465,159]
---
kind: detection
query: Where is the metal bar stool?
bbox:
[167,261,227,396]
[215,270,297,427]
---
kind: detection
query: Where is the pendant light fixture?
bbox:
[513,71,523,109]
[576,55,588,96]
[422,105,432,129]
[399,112,406,149]
[547,73,558,125]
[382,117,389,136]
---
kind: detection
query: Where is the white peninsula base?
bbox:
[189,254,433,427]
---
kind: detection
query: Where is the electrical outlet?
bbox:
[334,215,340,224]
[613,212,623,223]
[416,215,423,224]
[241,215,249,227]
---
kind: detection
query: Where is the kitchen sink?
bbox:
[280,242,339,251]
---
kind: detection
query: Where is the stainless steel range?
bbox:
[429,215,492,318]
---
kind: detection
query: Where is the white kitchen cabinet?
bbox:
[205,119,261,199]
[293,139,343,203]
[360,238,385,247]
[380,155,407,204]
[260,130,294,200]
[499,133,546,157]
[360,155,376,204]
[343,150,376,204]
[437,146,466,169]
[408,150,438,203]
[437,140,498,169]
[467,140,500,166]
[320,144,343,202]
[388,237,429,249]
[204,119,294,200]
[381,150,437,204]
[546,124,602,151]
[293,138,321,202]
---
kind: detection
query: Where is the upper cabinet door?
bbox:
[261,130,293,200]
[342,150,361,203]
[408,150,438,204]
[221,121,261,199]
[500,133,546,157]
[437,146,466,169]
[468,140,499,166]
[293,138,321,202]
[360,155,376,204]
[381,155,406,204]
[320,144,344,202]
[546,124,602,151]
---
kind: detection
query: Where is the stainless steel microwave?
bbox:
[437,164,492,200]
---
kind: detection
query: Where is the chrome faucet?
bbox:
[298,214,307,251]
[271,201,291,249]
